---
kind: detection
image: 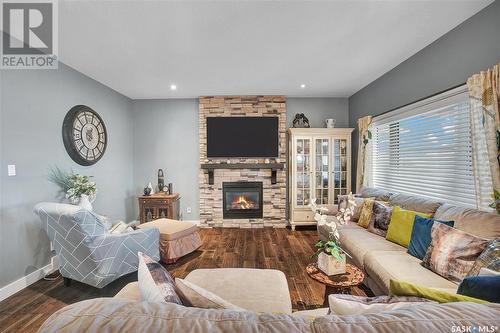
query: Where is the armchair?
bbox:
[34,202,160,288]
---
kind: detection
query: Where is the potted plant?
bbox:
[49,167,97,210]
[313,239,347,275]
[310,192,357,275]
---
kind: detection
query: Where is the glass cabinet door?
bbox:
[314,138,330,205]
[144,207,154,222]
[158,208,168,219]
[333,138,348,203]
[295,138,311,207]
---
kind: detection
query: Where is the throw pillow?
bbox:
[421,223,489,283]
[357,198,375,228]
[466,239,499,277]
[407,216,454,260]
[175,278,244,310]
[389,280,487,304]
[338,196,364,222]
[74,209,108,236]
[458,275,500,303]
[97,214,112,230]
[109,221,134,234]
[137,252,182,304]
[385,206,432,247]
[366,201,392,237]
[328,294,435,315]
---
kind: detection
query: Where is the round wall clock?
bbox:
[62,105,107,166]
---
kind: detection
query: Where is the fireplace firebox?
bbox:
[223,182,263,219]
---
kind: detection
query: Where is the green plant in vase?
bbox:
[313,238,347,276]
[310,192,357,275]
[313,240,344,262]
[49,166,97,210]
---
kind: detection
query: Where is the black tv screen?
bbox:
[206,117,278,158]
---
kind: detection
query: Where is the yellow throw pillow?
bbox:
[357,199,375,228]
[389,280,488,304]
[385,206,431,247]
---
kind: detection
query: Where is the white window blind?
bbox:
[371,85,489,209]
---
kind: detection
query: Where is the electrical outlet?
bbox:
[186,207,192,213]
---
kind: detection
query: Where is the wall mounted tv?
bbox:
[206,117,279,158]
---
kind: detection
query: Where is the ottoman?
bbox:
[137,219,202,263]
[115,268,293,314]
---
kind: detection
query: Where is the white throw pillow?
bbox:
[175,278,244,310]
[137,252,182,304]
[328,294,435,315]
[292,308,329,320]
[109,221,134,234]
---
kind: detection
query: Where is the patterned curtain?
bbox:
[467,63,500,211]
[356,115,373,193]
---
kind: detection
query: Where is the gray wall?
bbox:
[131,97,349,221]
[0,81,348,290]
[287,98,349,128]
[131,99,199,221]
[348,0,500,191]
[0,63,135,288]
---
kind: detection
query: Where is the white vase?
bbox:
[317,252,346,275]
[78,194,93,211]
[147,182,155,195]
[325,118,336,128]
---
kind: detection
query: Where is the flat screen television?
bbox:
[206,117,279,158]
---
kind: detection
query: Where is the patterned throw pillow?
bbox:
[137,252,182,304]
[338,196,364,222]
[367,201,392,237]
[422,223,489,283]
[328,294,435,315]
[467,239,499,277]
[357,198,375,228]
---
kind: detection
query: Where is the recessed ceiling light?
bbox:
[170,84,177,91]
[300,84,306,88]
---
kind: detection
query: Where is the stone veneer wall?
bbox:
[199,96,287,228]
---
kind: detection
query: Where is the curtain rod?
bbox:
[372,82,467,119]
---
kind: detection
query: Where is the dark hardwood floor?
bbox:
[0,228,371,333]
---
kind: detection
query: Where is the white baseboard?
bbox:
[0,256,58,302]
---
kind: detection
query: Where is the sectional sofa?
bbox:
[37,267,500,332]
[318,188,500,295]
[35,188,500,331]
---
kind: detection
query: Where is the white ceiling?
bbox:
[58,0,492,99]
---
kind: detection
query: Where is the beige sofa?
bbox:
[38,267,500,332]
[318,188,500,295]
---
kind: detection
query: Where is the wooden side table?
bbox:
[306,263,364,306]
[138,193,180,223]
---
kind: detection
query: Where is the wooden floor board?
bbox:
[0,228,371,333]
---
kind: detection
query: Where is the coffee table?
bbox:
[306,263,365,306]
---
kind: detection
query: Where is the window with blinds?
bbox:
[370,86,488,209]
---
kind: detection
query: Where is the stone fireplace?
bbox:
[198,96,286,228]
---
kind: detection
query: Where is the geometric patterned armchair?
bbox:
[34,202,160,288]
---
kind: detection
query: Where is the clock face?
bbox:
[62,105,107,166]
